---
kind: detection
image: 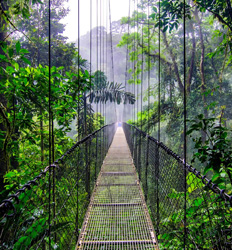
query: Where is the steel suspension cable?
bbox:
[100,0,102,162]
[48,0,52,247]
[133,0,136,124]
[76,0,81,238]
[183,0,187,248]
[102,0,105,127]
[108,0,117,122]
[90,0,94,185]
[105,0,108,124]
[123,0,131,122]
[105,0,108,82]
[136,0,139,127]
[90,0,92,132]
[155,0,161,235]
[100,0,102,128]
[96,0,99,128]
[77,0,81,141]
[140,1,144,131]
[147,0,151,135]
[158,0,161,143]
[108,0,114,84]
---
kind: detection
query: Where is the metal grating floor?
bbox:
[76,127,159,250]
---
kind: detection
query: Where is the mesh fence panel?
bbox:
[123,122,232,250]
[0,123,117,250]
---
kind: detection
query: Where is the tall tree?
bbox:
[15,0,76,72]
[0,0,44,190]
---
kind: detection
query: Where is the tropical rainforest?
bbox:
[0,0,232,249]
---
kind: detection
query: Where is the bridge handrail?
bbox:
[0,123,116,215]
[123,122,232,249]
[124,122,232,205]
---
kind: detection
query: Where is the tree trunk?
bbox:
[162,32,184,94]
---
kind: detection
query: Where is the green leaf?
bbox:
[14,63,19,71]
[163,25,168,33]
[153,7,158,13]
[8,48,14,58]
[187,172,203,193]
[20,48,29,54]
[16,41,21,54]
[0,54,7,60]
[21,56,31,65]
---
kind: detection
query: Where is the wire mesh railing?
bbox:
[0,123,117,250]
[123,122,232,250]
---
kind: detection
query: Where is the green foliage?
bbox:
[157,169,231,249]
[11,0,76,71]
[10,0,43,18]
[194,0,232,32]
[0,41,91,189]
[89,81,135,105]
[188,114,232,192]
[150,0,191,33]
[76,70,135,138]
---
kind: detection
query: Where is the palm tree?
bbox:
[77,70,135,138]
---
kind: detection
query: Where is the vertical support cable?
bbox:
[96,0,99,178]
[136,0,140,178]
[102,0,105,162]
[145,0,151,206]
[108,0,114,84]
[132,0,136,160]
[100,0,102,128]
[124,0,131,122]
[100,0,103,163]
[105,0,108,125]
[48,0,52,248]
[140,0,147,201]
[76,0,80,239]
[183,0,187,248]
[133,0,136,125]
[158,2,161,143]
[140,1,144,132]
[108,0,116,122]
[147,0,150,136]
[89,0,96,184]
[136,0,139,128]
[88,0,92,199]
[156,0,161,235]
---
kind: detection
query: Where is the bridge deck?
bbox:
[76,127,159,249]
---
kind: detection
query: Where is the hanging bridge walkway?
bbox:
[0,123,231,249]
[77,127,158,249]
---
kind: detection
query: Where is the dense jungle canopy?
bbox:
[0,0,232,248]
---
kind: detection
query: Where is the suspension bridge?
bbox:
[77,127,158,249]
[0,0,232,249]
[0,122,231,249]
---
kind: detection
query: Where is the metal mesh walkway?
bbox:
[76,127,159,250]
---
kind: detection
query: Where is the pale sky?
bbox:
[61,0,130,42]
